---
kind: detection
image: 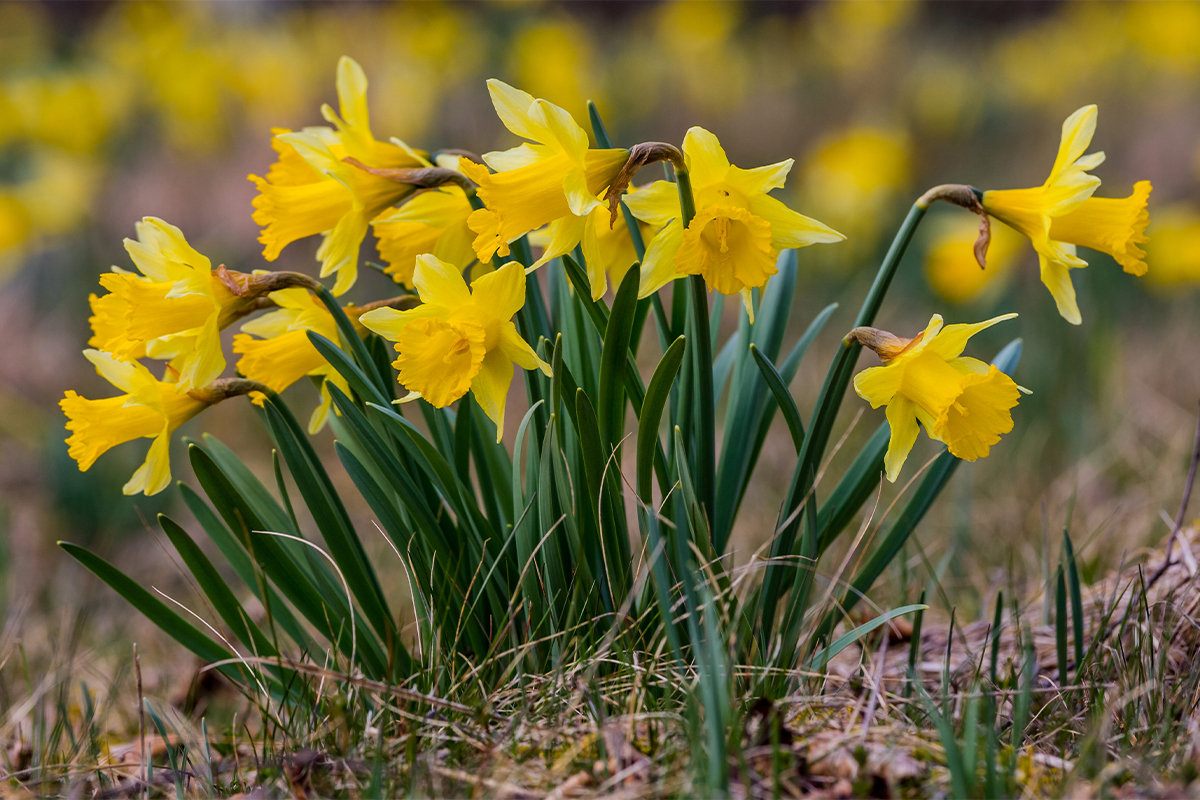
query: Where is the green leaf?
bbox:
[637,336,686,503]
[749,344,804,452]
[260,396,398,655]
[159,514,279,660]
[804,604,927,670]
[598,264,640,449]
[59,542,247,685]
[308,331,389,409]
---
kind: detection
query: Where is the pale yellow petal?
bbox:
[472,348,514,442]
[884,396,920,483]
[638,219,684,297]
[532,98,589,162]
[498,324,551,374]
[486,79,546,143]
[470,260,526,321]
[413,253,471,308]
[726,159,793,195]
[336,56,370,137]
[622,180,680,227]
[123,426,172,496]
[682,127,731,187]
[530,212,587,269]
[1038,251,1082,325]
[1049,105,1098,183]
[483,143,542,172]
[748,194,846,249]
[83,348,146,395]
[853,363,904,408]
[924,313,1019,361]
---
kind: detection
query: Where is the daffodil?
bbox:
[232,288,353,434]
[373,162,475,288]
[88,217,246,391]
[359,254,551,441]
[851,313,1023,482]
[61,350,209,496]
[623,127,844,320]
[249,56,428,295]
[459,80,629,267]
[982,105,1151,324]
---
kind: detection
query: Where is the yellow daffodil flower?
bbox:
[373,170,475,289]
[359,254,551,441]
[61,350,209,496]
[982,105,1151,325]
[232,288,353,434]
[925,216,1023,305]
[851,314,1023,482]
[459,80,629,267]
[249,56,428,295]
[624,127,844,320]
[88,217,244,391]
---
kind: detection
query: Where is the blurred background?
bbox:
[3,0,1200,635]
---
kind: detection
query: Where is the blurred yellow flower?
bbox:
[982,105,1108,325]
[61,349,208,496]
[625,127,843,319]
[233,288,352,434]
[359,255,550,441]
[510,19,598,122]
[1145,205,1200,288]
[373,158,475,289]
[460,80,629,267]
[88,217,245,391]
[852,313,1022,482]
[925,216,1023,306]
[653,1,749,114]
[1128,0,1200,74]
[249,56,428,296]
[0,193,32,282]
[801,126,910,250]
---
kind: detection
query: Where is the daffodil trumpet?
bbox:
[61,350,269,497]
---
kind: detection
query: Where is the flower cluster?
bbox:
[60,58,1152,494]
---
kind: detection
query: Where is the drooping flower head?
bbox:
[88,217,246,391]
[232,288,353,434]
[61,350,209,496]
[459,80,629,267]
[359,254,551,441]
[624,127,844,320]
[249,56,429,295]
[851,313,1023,482]
[982,105,1151,324]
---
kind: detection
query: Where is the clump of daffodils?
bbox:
[60,57,1152,497]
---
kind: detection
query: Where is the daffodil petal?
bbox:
[924,313,1018,361]
[1049,105,1098,182]
[469,261,526,321]
[884,396,920,483]
[682,127,731,187]
[486,79,546,143]
[531,212,587,269]
[748,194,846,249]
[472,348,514,442]
[854,363,903,409]
[638,219,684,297]
[622,180,680,227]
[1038,251,1082,325]
[413,253,472,308]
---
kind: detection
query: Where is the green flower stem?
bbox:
[675,167,716,533]
[757,199,930,651]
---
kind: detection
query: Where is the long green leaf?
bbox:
[59,542,247,685]
[637,337,687,502]
[598,264,640,449]
[804,604,927,670]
